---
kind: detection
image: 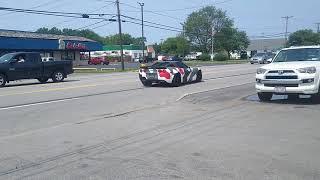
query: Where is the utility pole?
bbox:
[138,2,145,63]
[316,23,320,33]
[211,27,214,61]
[116,0,125,71]
[282,16,293,47]
[180,23,185,37]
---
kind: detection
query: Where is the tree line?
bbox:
[36,27,144,46]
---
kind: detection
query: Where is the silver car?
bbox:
[250,53,267,64]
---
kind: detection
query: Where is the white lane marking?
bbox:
[0,98,80,111]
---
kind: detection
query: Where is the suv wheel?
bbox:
[0,74,6,87]
[52,71,65,82]
[258,92,273,102]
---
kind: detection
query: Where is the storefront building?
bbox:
[0,29,102,66]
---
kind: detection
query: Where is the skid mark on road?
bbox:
[0,84,103,97]
[0,87,143,111]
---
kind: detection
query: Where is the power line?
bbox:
[0,0,63,16]
[121,15,182,31]
[141,0,233,12]
[0,6,116,17]
[50,1,116,27]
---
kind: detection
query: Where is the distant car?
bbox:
[250,53,268,64]
[88,57,109,65]
[139,61,202,87]
[42,57,54,62]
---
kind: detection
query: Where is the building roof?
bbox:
[247,38,285,51]
[103,44,145,51]
[0,29,96,42]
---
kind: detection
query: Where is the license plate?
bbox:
[147,74,157,79]
[275,87,286,93]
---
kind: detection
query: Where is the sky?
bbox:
[0,0,319,44]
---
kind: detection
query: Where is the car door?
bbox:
[26,53,42,78]
[174,62,192,83]
[7,53,29,80]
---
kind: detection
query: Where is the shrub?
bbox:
[214,52,229,61]
[198,54,211,61]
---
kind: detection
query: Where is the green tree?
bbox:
[104,34,145,45]
[35,27,104,43]
[288,29,320,47]
[161,36,190,56]
[215,27,250,58]
[184,6,233,53]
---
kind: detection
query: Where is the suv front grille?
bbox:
[264,84,299,87]
[268,70,295,73]
[266,75,298,79]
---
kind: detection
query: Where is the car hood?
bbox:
[262,61,320,70]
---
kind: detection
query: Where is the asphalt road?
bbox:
[0,64,320,180]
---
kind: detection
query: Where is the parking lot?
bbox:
[0,64,320,180]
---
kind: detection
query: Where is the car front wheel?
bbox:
[171,74,181,87]
[258,92,273,102]
[196,71,202,82]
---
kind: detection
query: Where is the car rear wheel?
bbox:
[258,92,273,102]
[37,77,49,84]
[171,73,181,87]
[52,71,65,82]
[196,71,202,82]
[0,74,6,87]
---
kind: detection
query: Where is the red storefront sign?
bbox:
[66,42,87,50]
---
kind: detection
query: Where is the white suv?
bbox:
[255,46,320,101]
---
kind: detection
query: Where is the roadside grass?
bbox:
[74,68,138,74]
[185,59,249,66]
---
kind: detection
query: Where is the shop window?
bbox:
[61,51,75,61]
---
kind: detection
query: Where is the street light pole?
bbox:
[138,2,145,63]
[116,0,125,71]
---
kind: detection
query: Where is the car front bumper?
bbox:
[256,83,319,95]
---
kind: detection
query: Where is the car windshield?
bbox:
[0,53,14,63]
[273,48,320,62]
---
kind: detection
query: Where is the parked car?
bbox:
[0,52,73,87]
[139,61,202,87]
[88,57,109,65]
[255,46,320,102]
[42,57,54,62]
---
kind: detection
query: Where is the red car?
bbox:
[88,57,109,65]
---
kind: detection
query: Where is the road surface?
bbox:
[0,64,320,180]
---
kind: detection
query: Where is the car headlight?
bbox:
[298,67,316,74]
[257,68,267,74]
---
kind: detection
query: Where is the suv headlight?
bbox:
[257,68,267,74]
[298,67,316,74]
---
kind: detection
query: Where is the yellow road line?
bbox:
[0,84,103,97]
